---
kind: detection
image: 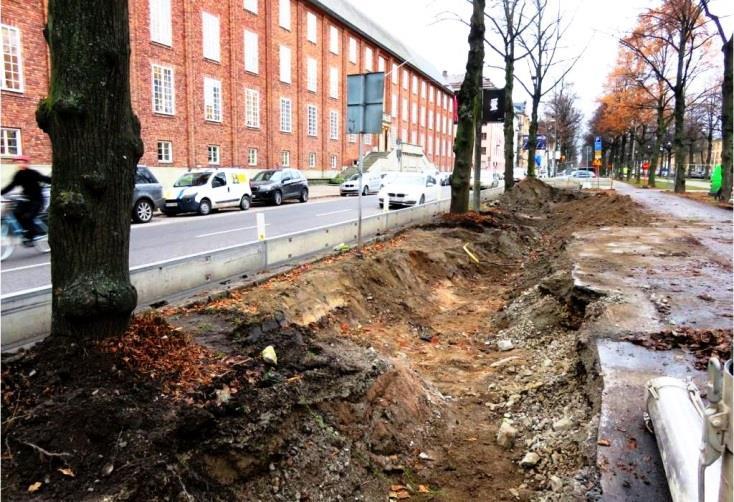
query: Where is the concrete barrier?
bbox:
[0,188,502,350]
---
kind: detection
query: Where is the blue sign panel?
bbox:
[594,136,602,151]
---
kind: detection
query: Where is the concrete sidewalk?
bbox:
[570,184,732,500]
[308,183,340,199]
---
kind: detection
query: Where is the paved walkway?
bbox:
[570,184,731,501]
[309,184,340,199]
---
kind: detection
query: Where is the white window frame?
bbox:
[204,77,222,122]
[157,140,173,163]
[412,75,418,94]
[244,30,259,73]
[329,66,338,98]
[348,37,357,64]
[329,26,339,54]
[149,0,172,46]
[402,69,408,89]
[329,110,339,140]
[245,87,260,128]
[1,25,24,92]
[348,134,357,144]
[306,57,317,92]
[421,81,426,97]
[243,0,258,14]
[391,63,398,84]
[279,0,291,30]
[280,97,292,132]
[411,130,417,144]
[428,110,433,130]
[330,154,337,170]
[306,12,317,43]
[0,128,21,157]
[308,152,316,168]
[281,150,290,166]
[411,102,417,124]
[279,45,291,83]
[429,86,434,102]
[307,104,318,137]
[202,12,221,62]
[391,94,397,118]
[248,147,258,166]
[420,106,426,127]
[151,63,175,115]
[401,97,408,119]
[208,144,220,165]
[378,56,385,72]
[364,47,373,71]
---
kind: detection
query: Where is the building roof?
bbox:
[444,74,497,92]
[309,0,450,91]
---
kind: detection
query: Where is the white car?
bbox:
[378,173,439,209]
[339,171,382,196]
[163,169,252,216]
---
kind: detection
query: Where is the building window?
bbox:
[364,47,373,71]
[202,12,220,62]
[279,45,291,83]
[307,104,317,137]
[411,130,417,144]
[281,150,290,166]
[401,97,408,119]
[248,147,257,166]
[244,0,258,14]
[329,110,339,140]
[348,37,357,64]
[348,134,357,144]
[245,87,260,128]
[308,152,316,168]
[157,141,172,162]
[449,97,453,112]
[391,94,397,118]
[429,86,434,102]
[420,106,426,127]
[151,64,174,114]
[329,26,339,54]
[391,63,398,84]
[204,77,222,122]
[364,134,372,145]
[412,75,418,94]
[428,110,433,129]
[401,128,407,143]
[306,57,317,92]
[244,30,259,73]
[428,136,433,155]
[1,25,24,92]
[306,12,317,43]
[330,154,337,170]
[280,97,292,132]
[0,128,21,156]
[279,0,291,30]
[378,56,385,72]
[329,66,338,98]
[149,0,172,46]
[402,69,408,89]
[208,145,220,165]
[411,102,417,124]
[421,81,426,97]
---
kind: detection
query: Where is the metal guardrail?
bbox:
[545,177,615,190]
[1,189,502,350]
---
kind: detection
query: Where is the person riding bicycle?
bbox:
[1,156,51,246]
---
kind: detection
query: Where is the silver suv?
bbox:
[133,166,164,223]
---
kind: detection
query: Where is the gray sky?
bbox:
[347,0,733,128]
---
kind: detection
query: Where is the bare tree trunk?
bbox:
[451,0,485,213]
[36,0,143,339]
[720,37,733,200]
[673,28,687,193]
[705,125,713,176]
[526,97,539,177]
[618,132,627,180]
[649,104,665,188]
[503,55,515,191]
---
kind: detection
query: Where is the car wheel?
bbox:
[419,195,425,205]
[362,185,369,196]
[299,188,309,203]
[273,190,282,206]
[132,198,154,223]
[239,195,251,211]
[378,203,383,209]
[198,198,212,215]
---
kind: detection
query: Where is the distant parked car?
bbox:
[163,168,252,216]
[340,171,381,196]
[571,170,596,179]
[250,168,309,205]
[437,172,451,186]
[378,173,439,209]
[132,166,164,223]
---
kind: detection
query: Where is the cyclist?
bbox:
[1,156,51,246]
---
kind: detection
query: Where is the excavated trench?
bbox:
[1,180,652,501]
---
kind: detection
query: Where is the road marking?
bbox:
[316,209,352,217]
[1,261,50,273]
[196,224,268,238]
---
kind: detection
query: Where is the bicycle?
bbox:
[1,195,51,261]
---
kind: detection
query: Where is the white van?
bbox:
[163,169,252,216]
[339,170,383,196]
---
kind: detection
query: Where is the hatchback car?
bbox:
[132,166,164,223]
[378,173,439,209]
[250,168,309,205]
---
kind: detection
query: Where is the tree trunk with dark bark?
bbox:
[650,103,665,188]
[503,54,515,191]
[451,0,485,213]
[720,37,733,200]
[36,0,143,339]
[672,28,687,193]
[618,132,627,180]
[526,97,539,178]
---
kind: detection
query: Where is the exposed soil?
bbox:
[2,178,669,501]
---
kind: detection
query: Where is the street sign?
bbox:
[347,72,384,134]
[522,135,547,150]
[482,88,505,122]
[594,136,602,151]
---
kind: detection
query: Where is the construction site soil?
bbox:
[3,179,675,501]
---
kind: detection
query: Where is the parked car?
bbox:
[378,173,439,209]
[250,168,309,205]
[132,165,164,223]
[340,171,382,196]
[163,168,252,216]
[571,170,596,179]
[437,172,451,186]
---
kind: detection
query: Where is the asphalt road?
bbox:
[1,189,450,296]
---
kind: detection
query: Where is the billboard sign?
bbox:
[347,72,385,134]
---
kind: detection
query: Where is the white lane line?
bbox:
[316,209,352,217]
[1,261,51,273]
[196,224,268,238]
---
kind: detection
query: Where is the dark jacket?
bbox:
[1,169,51,202]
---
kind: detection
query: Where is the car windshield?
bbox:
[252,171,281,182]
[348,174,362,181]
[174,172,211,187]
[387,174,425,186]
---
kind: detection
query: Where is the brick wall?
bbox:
[1,0,455,173]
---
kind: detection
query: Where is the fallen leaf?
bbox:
[58,467,75,477]
[390,484,405,491]
[597,439,611,447]
[418,485,430,493]
[27,482,42,493]
[396,490,411,499]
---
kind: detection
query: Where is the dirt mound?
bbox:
[500,177,578,210]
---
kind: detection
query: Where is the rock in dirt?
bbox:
[261,345,278,365]
[496,420,518,449]
[552,417,574,432]
[520,452,540,468]
[549,475,563,491]
[497,340,514,352]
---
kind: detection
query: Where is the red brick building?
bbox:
[1,0,455,173]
